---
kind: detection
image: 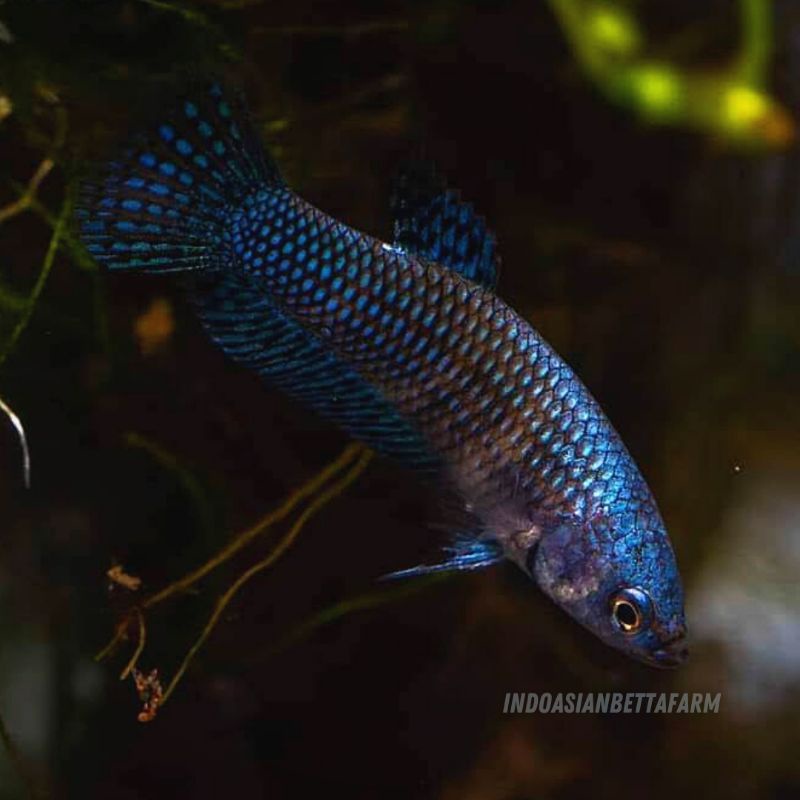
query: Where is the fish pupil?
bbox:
[614,600,638,629]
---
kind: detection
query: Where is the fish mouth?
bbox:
[649,634,689,669]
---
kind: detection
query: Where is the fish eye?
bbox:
[609,587,652,634]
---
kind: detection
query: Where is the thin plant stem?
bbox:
[0,394,30,487]
[119,609,147,680]
[94,443,365,662]
[0,193,70,367]
[262,573,448,663]
[738,0,771,85]
[160,447,373,705]
[141,443,363,610]
[0,159,54,225]
[95,618,131,663]
[5,180,97,272]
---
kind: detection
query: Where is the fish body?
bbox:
[78,82,687,667]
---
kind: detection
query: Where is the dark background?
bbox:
[0,1,798,798]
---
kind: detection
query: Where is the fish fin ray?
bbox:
[390,162,500,288]
[77,79,280,274]
[381,536,504,580]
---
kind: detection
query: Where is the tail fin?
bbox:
[77,81,282,274]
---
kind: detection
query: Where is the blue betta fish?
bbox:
[78,82,687,667]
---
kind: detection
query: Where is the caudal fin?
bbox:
[77,81,283,274]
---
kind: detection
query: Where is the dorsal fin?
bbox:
[390,163,500,288]
[186,272,440,474]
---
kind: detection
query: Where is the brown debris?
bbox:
[134,297,175,356]
[132,668,163,723]
[107,564,142,592]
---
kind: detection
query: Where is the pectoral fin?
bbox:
[382,537,504,580]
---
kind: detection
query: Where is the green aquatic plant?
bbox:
[0,4,417,726]
[549,0,793,147]
[0,192,70,368]
[259,572,450,664]
[0,162,71,491]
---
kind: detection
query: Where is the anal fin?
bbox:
[186,272,440,474]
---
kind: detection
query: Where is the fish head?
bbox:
[512,500,687,668]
